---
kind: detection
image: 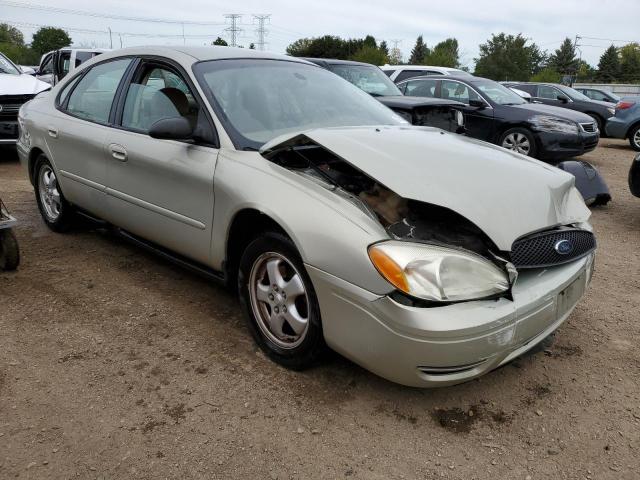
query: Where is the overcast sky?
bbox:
[3,0,638,67]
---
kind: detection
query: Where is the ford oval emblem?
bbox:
[554,239,573,255]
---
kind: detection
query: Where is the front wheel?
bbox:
[587,113,603,134]
[238,232,326,370]
[0,229,20,271]
[499,128,537,157]
[629,124,640,151]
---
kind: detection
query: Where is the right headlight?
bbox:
[530,115,579,134]
[368,241,511,302]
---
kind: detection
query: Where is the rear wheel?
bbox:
[238,232,325,370]
[34,155,74,232]
[0,229,20,271]
[629,124,640,151]
[499,128,537,157]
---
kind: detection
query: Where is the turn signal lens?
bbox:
[369,247,410,292]
[616,101,635,111]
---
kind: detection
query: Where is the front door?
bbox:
[440,79,494,141]
[104,60,219,265]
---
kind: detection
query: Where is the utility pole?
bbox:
[224,14,242,47]
[252,14,270,51]
[108,27,113,49]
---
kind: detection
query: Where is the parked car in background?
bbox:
[399,75,599,160]
[37,48,110,85]
[503,82,615,133]
[606,99,640,150]
[18,46,596,387]
[304,58,465,133]
[574,87,620,104]
[508,87,532,102]
[0,51,50,145]
[381,65,471,83]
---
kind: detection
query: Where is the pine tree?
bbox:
[409,35,428,64]
[379,40,389,58]
[596,45,620,82]
[547,38,579,75]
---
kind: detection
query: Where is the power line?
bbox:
[224,14,242,47]
[253,14,270,51]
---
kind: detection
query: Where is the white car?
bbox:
[0,52,50,145]
[381,65,472,83]
[37,48,110,85]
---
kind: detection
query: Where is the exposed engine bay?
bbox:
[263,139,506,265]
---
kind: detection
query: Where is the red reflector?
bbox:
[616,101,635,110]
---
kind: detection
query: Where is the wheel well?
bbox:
[224,209,289,290]
[626,120,640,139]
[27,147,45,185]
[584,112,603,123]
[494,124,532,144]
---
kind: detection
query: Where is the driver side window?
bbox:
[40,55,53,75]
[538,85,567,101]
[121,65,199,133]
[441,80,480,104]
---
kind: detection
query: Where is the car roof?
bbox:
[380,65,467,73]
[303,57,375,67]
[397,74,484,84]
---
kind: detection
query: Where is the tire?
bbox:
[629,124,640,151]
[238,232,325,370]
[0,229,20,271]
[34,155,74,232]
[499,128,537,157]
[587,113,603,134]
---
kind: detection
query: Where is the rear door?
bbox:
[104,58,219,265]
[47,57,133,218]
[440,79,494,141]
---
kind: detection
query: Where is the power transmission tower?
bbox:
[253,14,271,51]
[389,39,402,64]
[224,14,242,47]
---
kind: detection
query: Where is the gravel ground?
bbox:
[0,141,639,480]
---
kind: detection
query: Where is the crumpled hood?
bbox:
[0,73,50,95]
[261,125,590,251]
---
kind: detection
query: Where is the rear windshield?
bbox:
[328,64,402,97]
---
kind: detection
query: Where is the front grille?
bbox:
[580,122,597,133]
[511,228,596,269]
[0,94,35,118]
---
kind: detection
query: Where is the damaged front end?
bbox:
[261,133,518,305]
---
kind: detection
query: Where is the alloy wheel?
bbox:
[634,129,640,149]
[502,132,531,155]
[248,252,310,349]
[38,165,62,221]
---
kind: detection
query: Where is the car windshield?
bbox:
[556,84,591,102]
[327,64,402,96]
[194,59,405,150]
[0,52,21,75]
[471,79,526,105]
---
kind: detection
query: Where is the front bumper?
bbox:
[308,253,594,387]
[605,116,630,139]
[0,120,19,144]
[535,130,599,160]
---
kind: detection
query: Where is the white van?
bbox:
[37,48,110,85]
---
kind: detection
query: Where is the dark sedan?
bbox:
[399,75,600,161]
[503,82,615,133]
[574,87,620,104]
[303,58,465,133]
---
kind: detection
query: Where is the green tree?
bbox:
[547,38,579,75]
[30,27,71,55]
[409,35,428,64]
[530,67,561,83]
[474,33,544,81]
[424,38,460,67]
[350,45,388,65]
[575,60,596,82]
[0,42,39,65]
[620,43,640,82]
[596,44,620,82]
[0,23,24,45]
[212,36,228,46]
[249,43,255,49]
[379,40,389,58]
[286,35,377,59]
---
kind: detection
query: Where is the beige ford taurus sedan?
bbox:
[17,46,596,387]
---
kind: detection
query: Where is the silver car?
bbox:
[17,47,596,387]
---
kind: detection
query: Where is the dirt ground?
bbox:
[0,141,639,480]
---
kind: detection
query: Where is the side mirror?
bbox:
[149,117,193,141]
[557,95,569,103]
[469,99,486,108]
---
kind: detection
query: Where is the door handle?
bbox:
[109,144,128,162]
[47,126,58,138]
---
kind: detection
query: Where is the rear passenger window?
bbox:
[65,59,131,124]
[405,79,438,97]
[395,70,427,83]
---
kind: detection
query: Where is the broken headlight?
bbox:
[530,115,579,134]
[368,241,510,302]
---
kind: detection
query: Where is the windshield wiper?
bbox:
[241,146,259,151]
[368,92,384,97]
